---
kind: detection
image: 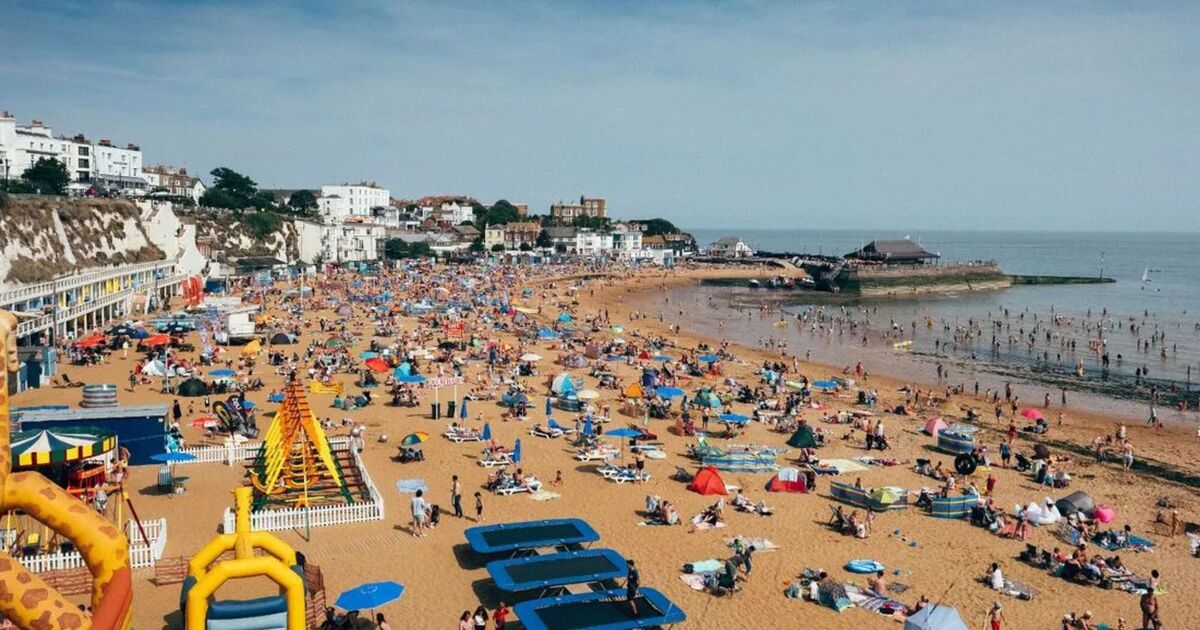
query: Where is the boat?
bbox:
[1141,267,1151,283]
[748,279,761,288]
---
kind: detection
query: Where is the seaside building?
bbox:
[59,134,94,187]
[144,165,206,203]
[707,237,755,259]
[0,114,62,182]
[845,239,939,265]
[0,111,147,193]
[92,139,146,192]
[319,218,386,263]
[318,183,390,222]
[610,222,648,261]
[550,195,607,220]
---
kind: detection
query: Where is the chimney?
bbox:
[31,119,43,127]
[99,139,112,146]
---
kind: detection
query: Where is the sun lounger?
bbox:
[574,447,617,462]
[444,428,482,443]
[597,465,650,484]
[494,477,543,496]
[547,419,575,435]
[464,518,600,555]
[513,588,685,630]
[479,449,514,468]
[529,425,564,439]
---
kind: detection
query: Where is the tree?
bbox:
[639,218,679,236]
[250,190,277,211]
[242,211,281,240]
[200,166,259,209]
[519,242,533,252]
[22,158,70,195]
[536,229,552,249]
[287,190,318,213]
[468,237,485,254]
[474,200,521,229]
[383,238,410,260]
[409,241,433,258]
[490,243,506,253]
[573,215,609,230]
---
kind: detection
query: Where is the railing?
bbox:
[0,259,178,307]
[7,517,168,574]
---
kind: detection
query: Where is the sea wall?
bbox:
[843,263,1011,296]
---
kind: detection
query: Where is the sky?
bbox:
[1,0,1197,231]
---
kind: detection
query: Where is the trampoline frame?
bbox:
[513,587,685,630]
[487,548,627,594]
[464,518,600,555]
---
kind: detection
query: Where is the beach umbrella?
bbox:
[335,581,405,612]
[576,389,600,401]
[697,354,720,364]
[513,439,522,463]
[400,432,429,446]
[656,386,684,399]
[1020,408,1044,421]
[130,327,151,339]
[718,413,750,425]
[143,333,172,348]
[460,398,469,419]
[481,423,492,441]
[582,417,594,436]
[652,354,672,362]
[811,380,838,391]
[324,337,346,349]
[365,357,389,373]
[545,397,553,415]
[107,324,135,337]
[75,334,109,349]
[604,427,640,460]
[520,353,542,363]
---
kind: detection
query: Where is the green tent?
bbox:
[787,424,817,448]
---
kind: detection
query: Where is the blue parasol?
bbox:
[583,417,594,436]
[481,423,492,441]
[396,374,426,384]
[208,369,235,378]
[150,452,197,463]
[335,581,405,611]
[604,428,641,438]
[545,397,553,415]
[513,438,522,463]
[656,387,684,399]
[359,351,379,359]
[460,398,469,419]
[718,413,750,425]
[697,354,720,364]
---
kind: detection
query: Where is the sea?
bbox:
[642,229,1200,424]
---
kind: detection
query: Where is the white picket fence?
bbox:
[220,440,384,533]
[8,518,168,574]
[175,440,264,465]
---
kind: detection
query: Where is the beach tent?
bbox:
[904,605,970,630]
[1055,491,1095,518]
[923,417,948,436]
[240,339,261,355]
[550,373,577,396]
[177,378,208,397]
[395,362,413,377]
[140,360,167,377]
[687,466,727,496]
[786,425,818,449]
[692,389,722,409]
[623,382,643,399]
[766,467,807,493]
[557,313,572,323]
[538,327,560,340]
[269,332,293,345]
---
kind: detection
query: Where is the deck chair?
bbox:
[478,449,514,468]
[529,425,563,439]
[547,419,575,435]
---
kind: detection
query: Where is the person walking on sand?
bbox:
[474,491,484,521]
[984,601,1006,630]
[625,559,641,616]
[410,489,428,537]
[451,475,463,518]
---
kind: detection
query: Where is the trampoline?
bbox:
[464,519,599,555]
[488,549,627,593]
[514,588,685,630]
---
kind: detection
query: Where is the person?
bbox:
[458,611,472,630]
[985,601,1006,630]
[410,489,428,537]
[867,570,886,593]
[374,613,390,630]
[634,449,646,483]
[553,470,563,486]
[1121,440,1134,470]
[451,475,463,518]
[474,491,484,521]
[1140,590,1162,629]
[471,606,488,630]
[987,562,1004,590]
[172,399,182,423]
[493,602,509,630]
[626,559,640,616]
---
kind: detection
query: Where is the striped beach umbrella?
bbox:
[12,430,117,468]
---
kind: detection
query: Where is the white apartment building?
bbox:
[610,222,648,260]
[92,139,145,191]
[59,134,93,184]
[321,219,385,263]
[573,229,613,257]
[318,184,390,222]
[0,113,62,181]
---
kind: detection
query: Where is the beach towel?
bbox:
[529,490,560,501]
[690,519,726,532]
[724,536,779,552]
[395,479,426,494]
[1094,534,1155,552]
[821,459,870,474]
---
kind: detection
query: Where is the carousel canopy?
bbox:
[12,429,117,467]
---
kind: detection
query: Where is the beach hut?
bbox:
[177,378,208,397]
[786,425,818,449]
[904,605,970,630]
[923,417,948,436]
[766,467,807,493]
[936,430,975,455]
[687,466,728,496]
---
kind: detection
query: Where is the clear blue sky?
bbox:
[2,1,1197,231]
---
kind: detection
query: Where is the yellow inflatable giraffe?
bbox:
[0,312,133,630]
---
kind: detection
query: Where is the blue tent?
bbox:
[557,313,572,323]
[656,387,684,399]
[396,374,426,385]
[903,605,969,630]
[394,362,413,377]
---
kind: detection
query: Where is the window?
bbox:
[79,146,89,156]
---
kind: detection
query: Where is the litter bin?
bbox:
[446,400,457,418]
[430,402,441,420]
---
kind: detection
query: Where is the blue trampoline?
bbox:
[464,519,599,555]
[514,588,685,630]
[487,549,627,593]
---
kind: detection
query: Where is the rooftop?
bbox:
[846,239,939,262]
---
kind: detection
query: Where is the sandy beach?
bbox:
[11,263,1198,630]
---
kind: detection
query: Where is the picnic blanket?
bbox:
[820,458,870,474]
[1094,534,1156,552]
[395,479,427,494]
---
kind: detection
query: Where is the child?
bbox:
[553,470,563,487]
[474,491,484,521]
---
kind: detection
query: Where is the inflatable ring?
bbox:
[954,454,978,476]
